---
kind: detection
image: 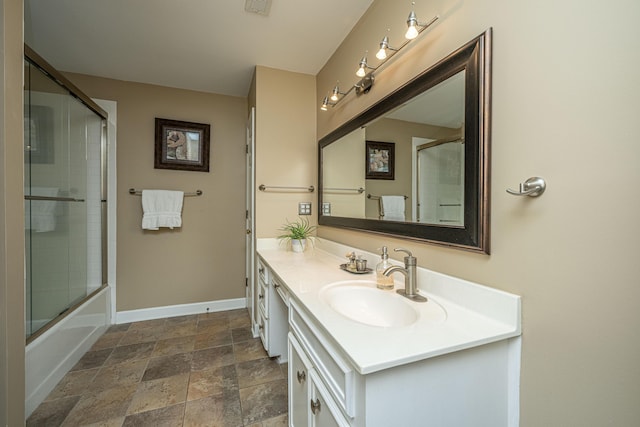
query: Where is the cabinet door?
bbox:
[309,370,350,427]
[289,334,311,427]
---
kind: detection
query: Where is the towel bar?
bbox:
[367,194,408,200]
[128,188,203,196]
[258,184,315,193]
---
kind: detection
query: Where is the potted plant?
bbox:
[278,217,316,252]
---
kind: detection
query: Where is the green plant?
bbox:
[278,217,317,242]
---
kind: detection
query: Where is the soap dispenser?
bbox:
[376,246,394,290]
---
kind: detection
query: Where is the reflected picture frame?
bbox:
[154,118,210,172]
[365,140,395,180]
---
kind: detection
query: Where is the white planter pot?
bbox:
[291,238,307,253]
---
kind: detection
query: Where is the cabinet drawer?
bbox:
[258,276,268,318]
[258,309,268,349]
[309,370,350,427]
[272,275,289,307]
[258,257,269,283]
[290,300,355,418]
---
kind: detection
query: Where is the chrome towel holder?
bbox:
[506,177,546,197]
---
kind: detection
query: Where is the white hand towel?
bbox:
[26,187,60,232]
[142,190,184,230]
[380,195,405,221]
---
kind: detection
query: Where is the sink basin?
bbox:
[320,280,420,328]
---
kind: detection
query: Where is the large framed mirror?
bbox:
[319,29,491,253]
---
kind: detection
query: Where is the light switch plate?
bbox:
[298,202,311,215]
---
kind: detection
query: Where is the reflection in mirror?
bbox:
[319,30,491,253]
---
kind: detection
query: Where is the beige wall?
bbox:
[65,73,248,311]
[0,0,26,423]
[253,66,317,238]
[317,0,640,425]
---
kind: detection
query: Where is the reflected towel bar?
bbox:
[367,194,408,200]
[259,184,315,193]
[128,188,203,196]
[325,187,365,193]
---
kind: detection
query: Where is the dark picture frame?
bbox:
[25,105,54,164]
[365,140,395,180]
[154,118,210,172]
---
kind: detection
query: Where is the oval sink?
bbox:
[320,280,420,328]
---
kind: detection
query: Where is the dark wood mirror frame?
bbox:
[318,29,492,254]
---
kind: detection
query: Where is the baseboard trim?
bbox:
[116,297,247,324]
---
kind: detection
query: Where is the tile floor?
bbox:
[27,309,288,427]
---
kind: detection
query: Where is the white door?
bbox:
[245,108,256,330]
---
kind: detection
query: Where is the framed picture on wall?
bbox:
[365,140,394,180]
[154,118,210,172]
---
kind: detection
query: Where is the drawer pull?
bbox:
[310,398,321,415]
[296,370,306,383]
[274,283,280,289]
[258,294,264,300]
[259,324,264,331]
[259,267,264,274]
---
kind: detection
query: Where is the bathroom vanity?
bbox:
[255,239,521,427]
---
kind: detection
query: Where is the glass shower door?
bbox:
[24,59,104,338]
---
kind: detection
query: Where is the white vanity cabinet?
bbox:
[288,297,516,427]
[256,256,288,361]
[289,332,350,427]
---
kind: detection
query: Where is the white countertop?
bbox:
[257,238,521,375]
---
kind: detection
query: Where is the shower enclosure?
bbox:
[24,46,107,340]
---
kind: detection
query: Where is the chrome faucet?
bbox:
[383,248,427,302]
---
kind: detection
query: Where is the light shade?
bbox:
[356,56,368,77]
[405,10,419,39]
[376,36,390,60]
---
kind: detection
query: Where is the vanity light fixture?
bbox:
[356,55,375,78]
[376,36,398,60]
[320,3,438,111]
[330,83,347,102]
[321,96,336,111]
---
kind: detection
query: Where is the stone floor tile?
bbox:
[126,373,189,415]
[62,384,137,426]
[119,327,165,346]
[236,358,284,389]
[71,348,113,371]
[142,352,192,382]
[153,335,196,357]
[196,317,230,335]
[239,380,288,425]
[233,338,268,363]
[27,395,80,427]
[231,327,253,343]
[194,328,232,350]
[191,345,234,371]
[46,368,99,400]
[183,393,243,427]
[160,321,198,340]
[187,364,238,401]
[105,342,156,366]
[92,359,148,391]
[92,331,126,350]
[122,403,185,427]
[129,318,167,331]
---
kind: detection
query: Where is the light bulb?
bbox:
[376,36,389,60]
[405,23,419,40]
[330,86,340,101]
[321,96,329,111]
[356,56,368,77]
[406,10,419,40]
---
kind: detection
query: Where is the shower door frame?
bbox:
[24,45,109,343]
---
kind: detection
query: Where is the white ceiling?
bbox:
[24,0,374,97]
